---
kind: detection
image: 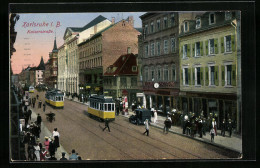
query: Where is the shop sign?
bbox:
[136,93,144,97]
[86,86,91,89]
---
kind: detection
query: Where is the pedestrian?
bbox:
[44,136,50,152]
[40,148,47,161]
[34,142,41,161]
[24,105,28,113]
[212,118,217,136]
[103,119,111,132]
[37,113,42,126]
[28,108,32,121]
[32,99,35,108]
[53,128,60,150]
[24,111,29,126]
[221,119,226,137]
[60,152,68,160]
[210,127,215,142]
[37,94,39,100]
[35,124,41,138]
[48,137,56,157]
[163,118,172,134]
[227,119,233,137]
[38,100,42,108]
[153,109,158,123]
[197,119,203,138]
[183,114,188,134]
[143,119,150,136]
[24,132,30,160]
[69,149,78,160]
[43,102,46,112]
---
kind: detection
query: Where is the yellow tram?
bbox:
[29,86,34,93]
[45,90,64,108]
[88,95,115,121]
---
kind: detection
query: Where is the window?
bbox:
[225,35,232,52]
[127,47,131,54]
[209,39,215,55]
[132,66,137,72]
[196,17,201,29]
[151,43,155,56]
[144,24,148,36]
[131,77,137,86]
[157,66,161,81]
[184,68,189,85]
[105,104,108,111]
[156,41,161,56]
[209,66,215,85]
[164,40,168,54]
[184,21,188,32]
[164,16,168,29]
[144,44,149,57]
[157,19,160,31]
[120,77,127,87]
[171,14,175,26]
[195,42,201,57]
[183,44,188,58]
[108,104,112,111]
[226,65,232,85]
[209,13,215,25]
[195,67,201,85]
[171,38,176,53]
[144,67,149,81]
[172,64,176,81]
[225,11,232,20]
[164,65,169,81]
[150,22,154,33]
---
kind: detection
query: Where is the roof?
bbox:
[104,53,138,76]
[37,56,45,70]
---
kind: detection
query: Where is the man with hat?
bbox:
[227,119,233,137]
[60,152,68,160]
[48,137,56,157]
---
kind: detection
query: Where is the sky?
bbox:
[11,12,145,74]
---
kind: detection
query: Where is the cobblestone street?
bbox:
[30,90,240,160]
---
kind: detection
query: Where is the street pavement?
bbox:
[70,97,242,154]
[27,90,241,160]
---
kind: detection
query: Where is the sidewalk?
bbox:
[65,97,242,154]
[30,108,69,160]
[123,110,242,154]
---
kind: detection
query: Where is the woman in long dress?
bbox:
[52,128,60,150]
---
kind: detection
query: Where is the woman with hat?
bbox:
[44,136,50,152]
[34,141,41,161]
[212,118,217,136]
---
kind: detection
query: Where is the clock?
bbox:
[154,83,159,88]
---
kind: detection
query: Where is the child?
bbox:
[210,127,215,142]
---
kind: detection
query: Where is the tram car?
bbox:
[45,90,64,108]
[29,86,34,93]
[88,95,115,121]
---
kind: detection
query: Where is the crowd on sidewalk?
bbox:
[17,90,82,161]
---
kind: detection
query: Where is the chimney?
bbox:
[128,16,134,27]
[112,17,115,24]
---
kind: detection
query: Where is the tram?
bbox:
[88,95,115,121]
[29,86,34,93]
[45,89,64,108]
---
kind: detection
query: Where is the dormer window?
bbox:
[196,18,201,29]
[209,13,215,25]
[184,21,188,32]
[132,66,137,72]
[150,22,154,33]
[225,11,232,20]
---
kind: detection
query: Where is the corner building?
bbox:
[139,12,180,114]
[179,12,240,132]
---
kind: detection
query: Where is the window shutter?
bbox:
[205,66,209,86]
[215,66,219,86]
[188,68,191,85]
[200,41,203,56]
[180,68,183,85]
[192,68,195,85]
[200,67,204,86]
[232,64,236,86]
[221,37,225,53]
[221,65,225,86]
[187,44,190,57]
[231,35,236,52]
[214,38,218,54]
[205,40,208,56]
[192,43,195,57]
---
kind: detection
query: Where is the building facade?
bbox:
[57,15,112,95]
[35,56,45,85]
[178,11,240,131]
[139,12,180,114]
[78,16,140,95]
[103,53,140,106]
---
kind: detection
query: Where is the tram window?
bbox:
[101,103,103,110]
[112,104,115,111]
[105,104,108,111]
[108,104,112,111]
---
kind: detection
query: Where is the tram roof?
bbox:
[90,95,114,102]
